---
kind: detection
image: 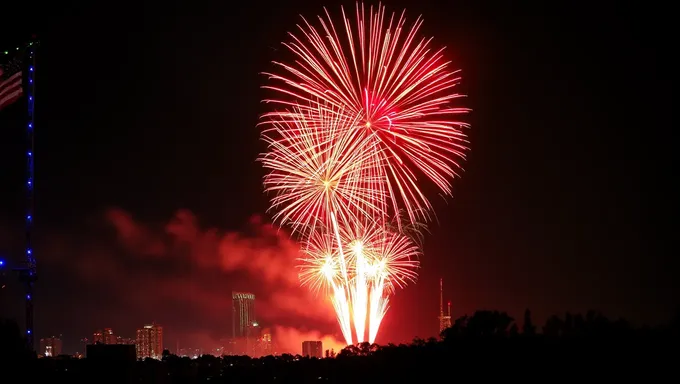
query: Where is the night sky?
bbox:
[0,1,675,354]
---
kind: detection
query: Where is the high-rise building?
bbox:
[302,341,323,358]
[232,292,256,339]
[92,330,103,344]
[92,328,117,344]
[39,336,62,357]
[136,323,163,359]
[103,328,116,344]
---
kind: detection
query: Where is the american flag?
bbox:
[0,57,23,111]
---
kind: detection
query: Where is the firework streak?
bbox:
[258,3,469,345]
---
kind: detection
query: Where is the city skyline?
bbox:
[21,280,458,356]
[20,287,286,356]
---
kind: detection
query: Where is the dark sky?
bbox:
[0,1,675,354]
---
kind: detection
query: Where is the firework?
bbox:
[262,2,470,228]
[259,2,469,345]
[298,219,420,343]
[260,105,388,236]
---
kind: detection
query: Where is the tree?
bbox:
[522,309,536,335]
[465,310,514,337]
[543,315,564,337]
[338,344,360,357]
[441,315,469,340]
[0,319,33,362]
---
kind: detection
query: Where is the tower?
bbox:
[438,278,451,334]
[3,38,40,351]
[232,292,256,339]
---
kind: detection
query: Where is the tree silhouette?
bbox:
[465,310,514,337]
[522,309,536,335]
[0,319,32,361]
[441,310,515,339]
[2,308,676,380]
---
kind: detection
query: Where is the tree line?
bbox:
[1,309,678,382]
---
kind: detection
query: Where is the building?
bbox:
[103,328,116,344]
[92,330,103,344]
[92,328,116,344]
[302,341,323,358]
[261,328,273,356]
[178,348,202,358]
[232,292,256,339]
[245,322,269,357]
[136,323,163,359]
[247,321,262,352]
[116,336,135,345]
[39,336,62,357]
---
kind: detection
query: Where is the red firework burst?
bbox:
[259,2,470,345]
[262,2,470,227]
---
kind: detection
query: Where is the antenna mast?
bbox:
[439,278,443,317]
[437,278,452,335]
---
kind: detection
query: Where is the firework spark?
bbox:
[259,105,388,236]
[262,2,470,228]
[259,2,469,345]
[298,219,420,343]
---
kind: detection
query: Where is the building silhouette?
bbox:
[232,292,256,339]
[136,323,163,359]
[39,336,62,357]
[302,341,323,358]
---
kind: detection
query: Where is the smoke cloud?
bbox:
[272,326,346,355]
[2,208,346,354]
